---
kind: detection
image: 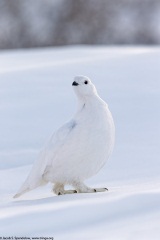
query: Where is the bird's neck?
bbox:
[76,93,106,112]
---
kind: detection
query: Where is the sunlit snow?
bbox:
[0,46,160,240]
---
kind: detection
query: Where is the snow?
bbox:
[0,46,160,239]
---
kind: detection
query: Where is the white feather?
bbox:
[14,76,115,198]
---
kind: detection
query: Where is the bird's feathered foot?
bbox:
[73,182,108,194]
[58,190,77,195]
[53,183,77,195]
[53,182,108,195]
[93,188,108,192]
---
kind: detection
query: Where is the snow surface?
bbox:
[0,46,160,239]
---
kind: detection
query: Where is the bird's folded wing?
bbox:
[43,119,77,168]
[15,119,76,194]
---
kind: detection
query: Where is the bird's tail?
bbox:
[13,176,47,199]
[13,148,49,199]
[13,188,30,199]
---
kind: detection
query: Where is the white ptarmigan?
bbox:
[14,76,115,197]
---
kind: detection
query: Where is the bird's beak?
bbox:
[72,81,79,86]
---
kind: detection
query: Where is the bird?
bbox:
[14,76,115,198]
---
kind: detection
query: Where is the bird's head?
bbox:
[72,76,97,99]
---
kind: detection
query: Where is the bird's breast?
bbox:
[74,105,115,158]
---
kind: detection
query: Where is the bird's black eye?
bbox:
[84,81,88,84]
